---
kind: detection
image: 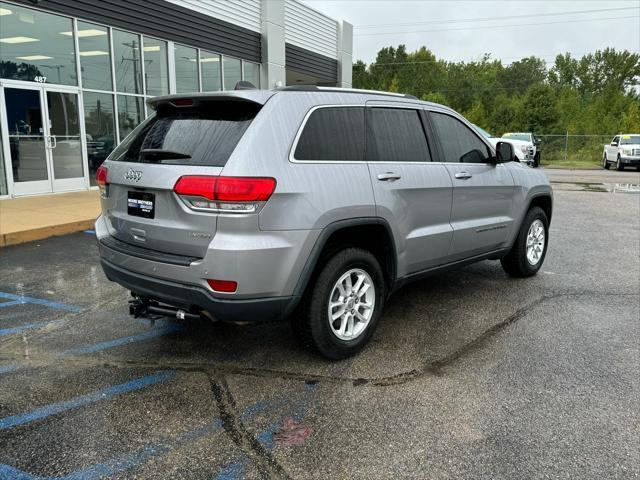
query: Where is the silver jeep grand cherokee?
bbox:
[95,86,552,359]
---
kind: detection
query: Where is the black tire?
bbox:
[501,207,549,278]
[293,248,385,359]
[616,155,624,171]
[603,154,610,170]
[533,152,540,168]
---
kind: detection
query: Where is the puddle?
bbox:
[551,182,640,193]
[611,183,640,194]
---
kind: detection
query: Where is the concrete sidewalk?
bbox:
[0,190,100,247]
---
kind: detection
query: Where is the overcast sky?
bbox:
[301,0,640,65]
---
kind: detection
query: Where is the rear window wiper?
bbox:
[140,149,191,162]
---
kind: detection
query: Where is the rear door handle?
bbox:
[454,172,473,180]
[377,172,401,181]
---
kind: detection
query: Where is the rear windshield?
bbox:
[108,100,260,167]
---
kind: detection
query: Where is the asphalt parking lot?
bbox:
[1,169,638,479]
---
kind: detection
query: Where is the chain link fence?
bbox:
[536,134,613,167]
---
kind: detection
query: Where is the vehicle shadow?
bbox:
[128,260,546,383]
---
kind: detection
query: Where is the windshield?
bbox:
[473,125,493,139]
[502,133,531,142]
[108,100,260,166]
[620,135,640,145]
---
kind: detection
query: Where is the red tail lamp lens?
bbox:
[215,177,276,202]
[173,176,216,200]
[96,165,108,186]
[173,176,276,202]
[207,279,237,293]
[172,98,193,107]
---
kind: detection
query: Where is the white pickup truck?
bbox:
[473,126,540,167]
[502,132,541,167]
[603,134,640,171]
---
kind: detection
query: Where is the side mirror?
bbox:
[611,141,618,146]
[495,141,515,163]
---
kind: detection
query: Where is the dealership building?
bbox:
[0,0,353,198]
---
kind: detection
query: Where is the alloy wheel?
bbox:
[526,219,545,265]
[327,268,375,341]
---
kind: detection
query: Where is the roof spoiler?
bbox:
[234,81,257,90]
[147,90,275,110]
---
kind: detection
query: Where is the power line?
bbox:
[353,55,582,68]
[354,6,639,29]
[354,14,640,36]
[351,49,633,68]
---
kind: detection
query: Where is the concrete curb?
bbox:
[0,219,95,248]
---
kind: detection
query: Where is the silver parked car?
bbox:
[95,86,552,359]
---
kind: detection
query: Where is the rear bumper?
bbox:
[100,258,296,323]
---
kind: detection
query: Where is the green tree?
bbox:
[497,56,547,94]
[621,101,640,133]
[521,84,557,133]
[464,100,489,127]
[421,91,448,105]
[352,45,639,137]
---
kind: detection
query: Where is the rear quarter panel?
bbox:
[221,92,377,231]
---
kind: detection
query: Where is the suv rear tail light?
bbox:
[96,165,109,197]
[173,176,276,212]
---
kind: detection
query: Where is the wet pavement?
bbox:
[1,187,638,479]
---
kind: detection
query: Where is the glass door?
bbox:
[45,89,86,192]
[2,85,50,195]
[0,82,86,195]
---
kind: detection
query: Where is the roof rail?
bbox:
[276,85,418,100]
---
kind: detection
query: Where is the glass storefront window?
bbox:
[77,21,111,91]
[223,57,241,90]
[243,61,260,88]
[113,30,142,94]
[143,37,168,97]
[200,51,221,92]
[117,95,143,141]
[0,2,77,85]
[174,45,199,93]
[83,92,115,185]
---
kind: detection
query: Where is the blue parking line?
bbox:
[0,324,185,376]
[215,459,247,480]
[0,397,270,480]
[0,323,48,337]
[0,364,26,375]
[0,300,22,308]
[0,370,175,430]
[0,418,221,480]
[0,387,315,480]
[0,292,82,313]
[83,230,95,234]
[61,324,184,356]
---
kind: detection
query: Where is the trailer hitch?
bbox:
[129,295,201,322]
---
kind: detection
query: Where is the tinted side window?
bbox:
[430,112,491,163]
[294,107,364,161]
[366,108,431,162]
